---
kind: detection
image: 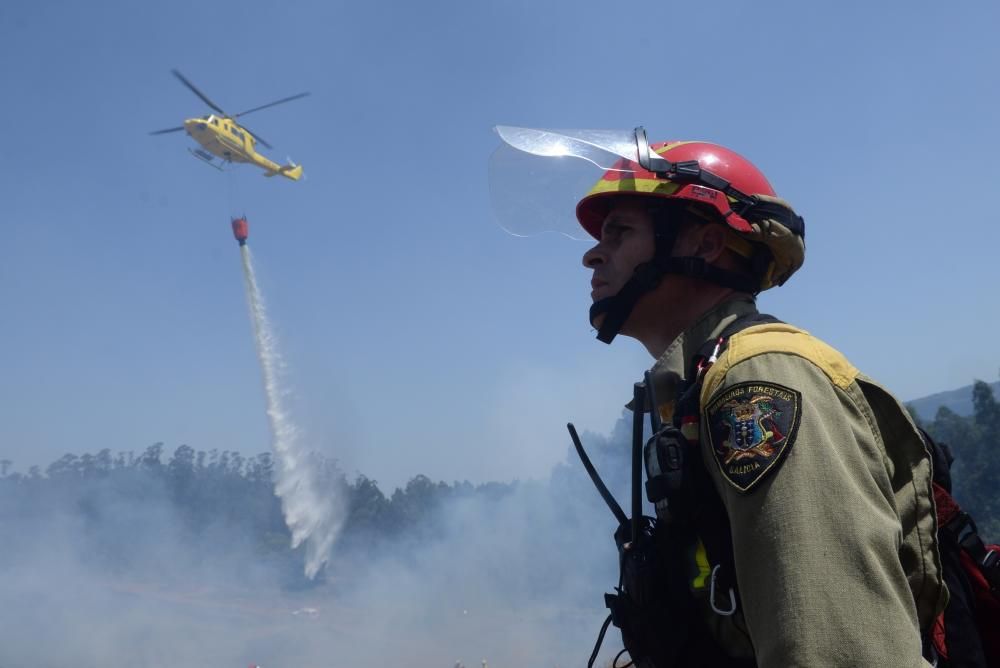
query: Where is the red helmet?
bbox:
[576,139,804,290]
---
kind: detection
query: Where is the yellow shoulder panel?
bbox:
[701,323,859,405]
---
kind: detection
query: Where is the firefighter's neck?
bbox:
[624,280,739,359]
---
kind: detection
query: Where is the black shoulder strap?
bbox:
[693,313,781,370]
[675,313,781,416]
[671,312,783,619]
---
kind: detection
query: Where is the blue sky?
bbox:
[1,0,998,489]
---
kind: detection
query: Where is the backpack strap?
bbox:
[926,429,1000,593]
[936,485,1000,593]
[916,426,1000,666]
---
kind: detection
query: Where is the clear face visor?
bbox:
[488,126,645,241]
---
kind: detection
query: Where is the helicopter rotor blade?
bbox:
[241,125,273,150]
[171,69,228,116]
[234,92,310,118]
[149,126,187,135]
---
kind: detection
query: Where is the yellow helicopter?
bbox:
[150,70,308,180]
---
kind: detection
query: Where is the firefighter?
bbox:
[488,126,953,664]
[572,135,948,666]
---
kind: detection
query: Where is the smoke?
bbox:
[0,242,639,665]
[0,414,634,667]
[239,244,343,579]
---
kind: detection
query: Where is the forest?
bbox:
[915,380,1000,540]
[1,380,997,585]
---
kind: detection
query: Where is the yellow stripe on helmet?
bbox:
[584,177,682,199]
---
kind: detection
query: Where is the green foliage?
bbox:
[0,443,517,578]
[925,380,1000,542]
[2,387,995,581]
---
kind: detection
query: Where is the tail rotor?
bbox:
[287,156,306,181]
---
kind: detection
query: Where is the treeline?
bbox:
[917,379,1000,541]
[0,443,518,574]
[1,380,996,581]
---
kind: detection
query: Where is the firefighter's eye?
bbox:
[602,223,626,239]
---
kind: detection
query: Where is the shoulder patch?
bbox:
[704,381,802,493]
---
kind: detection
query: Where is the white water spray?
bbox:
[239,244,342,578]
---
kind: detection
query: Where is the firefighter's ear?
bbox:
[694,224,727,262]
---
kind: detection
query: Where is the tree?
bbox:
[928,391,999,542]
[140,443,164,471]
[344,475,389,537]
[95,449,112,475]
[46,453,80,479]
[168,445,196,497]
[972,380,1000,434]
[931,406,978,473]
[246,453,274,483]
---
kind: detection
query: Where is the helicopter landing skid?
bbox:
[188,148,225,171]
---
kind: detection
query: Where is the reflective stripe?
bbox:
[692,539,711,590]
[585,176,681,197]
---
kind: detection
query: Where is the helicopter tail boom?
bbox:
[262,162,303,181]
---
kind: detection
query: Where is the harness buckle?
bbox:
[709,564,737,616]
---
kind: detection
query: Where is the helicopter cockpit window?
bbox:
[211,118,218,126]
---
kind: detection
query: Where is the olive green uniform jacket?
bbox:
[647,296,948,667]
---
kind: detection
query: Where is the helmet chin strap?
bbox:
[590,261,663,344]
[590,219,680,345]
[589,220,759,344]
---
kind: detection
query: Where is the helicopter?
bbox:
[150,70,308,180]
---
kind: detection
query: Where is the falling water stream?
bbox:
[238,244,341,578]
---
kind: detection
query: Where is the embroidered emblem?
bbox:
[705,381,801,493]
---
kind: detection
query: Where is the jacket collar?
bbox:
[640,296,759,416]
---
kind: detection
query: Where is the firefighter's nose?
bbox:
[583,243,606,268]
